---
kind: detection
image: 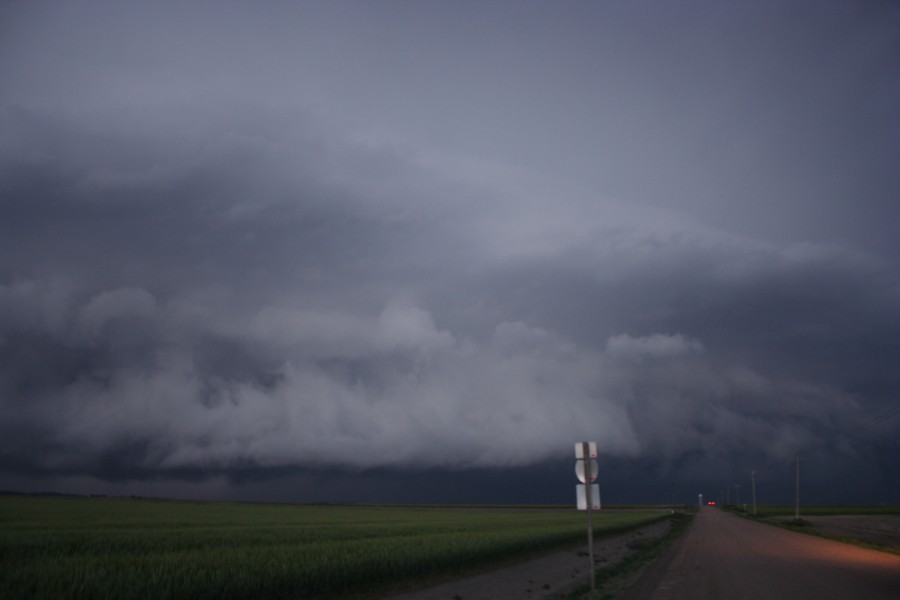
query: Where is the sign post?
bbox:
[575,441,599,595]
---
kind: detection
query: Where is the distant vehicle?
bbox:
[707,501,716,506]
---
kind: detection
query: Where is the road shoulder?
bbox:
[381,515,678,600]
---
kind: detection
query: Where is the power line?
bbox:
[801,402,900,457]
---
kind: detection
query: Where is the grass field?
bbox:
[0,495,668,599]
[744,505,900,518]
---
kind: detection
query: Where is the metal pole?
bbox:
[583,442,595,595]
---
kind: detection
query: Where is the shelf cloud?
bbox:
[1,0,897,503]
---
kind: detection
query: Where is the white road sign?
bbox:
[576,484,601,510]
[575,459,599,483]
[574,441,597,459]
[573,440,600,593]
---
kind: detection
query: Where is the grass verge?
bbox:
[761,517,900,557]
[562,511,695,600]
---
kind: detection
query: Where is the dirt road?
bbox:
[619,507,900,600]
[381,516,674,600]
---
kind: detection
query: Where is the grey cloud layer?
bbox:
[0,275,867,477]
[1,102,893,482]
[1,1,898,493]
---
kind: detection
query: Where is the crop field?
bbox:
[751,505,900,518]
[0,495,667,599]
[745,504,900,553]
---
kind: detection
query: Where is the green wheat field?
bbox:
[0,494,667,599]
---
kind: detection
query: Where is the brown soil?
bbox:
[616,509,900,600]
[380,514,675,600]
[784,514,900,550]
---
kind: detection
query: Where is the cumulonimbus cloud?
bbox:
[1,8,896,492]
[0,274,866,481]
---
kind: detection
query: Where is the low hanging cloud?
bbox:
[0,273,867,482]
[0,283,632,473]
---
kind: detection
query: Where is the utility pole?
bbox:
[794,455,803,520]
[734,484,741,509]
[751,470,757,516]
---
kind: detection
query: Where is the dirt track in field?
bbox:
[617,508,900,600]
[381,515,674,600]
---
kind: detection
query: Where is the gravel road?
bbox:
[618,507,900,600]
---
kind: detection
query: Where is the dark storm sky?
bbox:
[1,0,898,504]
